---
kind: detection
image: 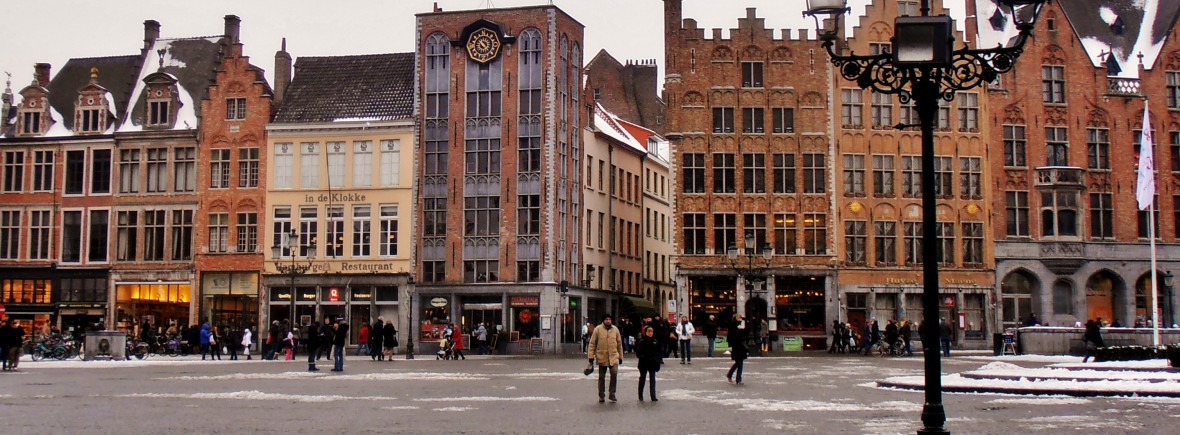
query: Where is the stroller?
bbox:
[436,337,456,360]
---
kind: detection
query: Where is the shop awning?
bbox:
[621,296,659,316]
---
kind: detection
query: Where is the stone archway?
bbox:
[1001,269,1040,329]
[1085,271,1125,324]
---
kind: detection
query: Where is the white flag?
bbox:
[1137,104,1155,210]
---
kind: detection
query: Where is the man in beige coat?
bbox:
[587,313,624,403]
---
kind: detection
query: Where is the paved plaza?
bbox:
[1,352,1177,434]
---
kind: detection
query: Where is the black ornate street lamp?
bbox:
[803,1,1048,434]
[406,275,416,360]
[271,229,316,325]
[728,232,773,356]
[1164,271,1174,328]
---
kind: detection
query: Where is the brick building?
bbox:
[832,0,998,349]
[981,0,1180,329]
[193,18,274,336]
[584,51,666,135]
[414,4,609,353]
[663,1,836,345]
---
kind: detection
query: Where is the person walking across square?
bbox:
[676,315,694,364]
[587,314,624,403]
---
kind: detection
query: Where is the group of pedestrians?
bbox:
[0,319,26,371]
[586,312,751,403]
[355,317,398,361]
[302,317,349,372]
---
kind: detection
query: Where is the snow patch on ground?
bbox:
[381,406,420,410]
[433,406,476,412]
[330,372,491,381]
[959,354,1082,363]
[987,397,1091,405]
[164,371,324,380]
[761,419,808,431]
[662,388,921,412]
[1016,414,1142,431]
[413,396,558,402]
[119,391,396,403]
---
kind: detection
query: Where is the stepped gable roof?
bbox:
[47,55,141,131]
[273,52,415,124]
[120,36,224,132]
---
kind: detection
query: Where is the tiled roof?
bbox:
[121,37,224,132]
[47,55,141,131]
[273,53,415,123]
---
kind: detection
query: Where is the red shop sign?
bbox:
[943,296,955,308]
[329,288,340,302]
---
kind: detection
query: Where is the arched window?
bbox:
[1001,270,1040,328]
[517,29,543,173]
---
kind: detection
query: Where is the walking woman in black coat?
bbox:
[635,325,663,401]
[727,314,749,384]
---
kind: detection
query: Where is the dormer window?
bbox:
[80,108,101,133]
[226,97,246,120]
[149,100,170,126]
[22,111,42,134]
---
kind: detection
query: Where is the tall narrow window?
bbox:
[1006,191,1030,237]
[29,210,51,260]
[1041,191,1079,237]
[65,150,85,194]
[299,207,318,257]
[683,213,706,254]
[519,28,544,174]
[143,210,165,260]
[958,157,981,199]
[326,206,344,257]
[937,98,951,130]
[0,210,19,259]
[518,195,541,235]
[1045,126,1069,166]
[272,207,292,257]
[464,196,499,236]
[327,142,345,189]
[742,153,765,193]
[898,0,919,16]
[2,151,23,193]
[380,140,400,186]
[874,221,896,265]
[936,222,954,265]
[845,220,866,264]
[1087,128,1110,169]
[273,143,293,188]
[714,213,736,254]
[744,214,767,252]
[88,210,109,262]
[226,97,246,120]
[171,210,193,260]
[236,212,257,253]
[712,107,735,133]
[210,149,230,188]
[771,108,794,133]
[843,154,865,196]
[1167,71,1180,109]
[773,153,796,193]
[904,221,922,265]
[146,148,167,193]
[352,206,371,257]
[713,153,735,193]
[957,92,979,131]
[1171,132,1180,172]
[148,100,170,126]
[116,211,138,261]
[1003,125,1027,167]
[841,89,863,127]
[63,211,82,262]
[209,213,229,253]
[870,92,892,128]
[803,153,825,193]
[741,62,763,87]
[424,33,450,181]
[1042,65,1066,103]
[962,222,983,265]
[173,148,195,192]
[1138,196,1161,239]
[872,154,895,197]
[79,108,102,133]
[353,141,372,187]
[902,156,921,197]
[682,153,705,193]
[742,107,764,133]
[21,111,42,134]
[33,150,53,192]
[774,214,797,255]
[423,195,446,237]
[1089,192,1114,239]
[934,157,955,197]
[803,213,827,255]
[238,148,259,188]
[300,142,319,188]
[119,149,140,193]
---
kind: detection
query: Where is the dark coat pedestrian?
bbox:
[382,322,397,356]
[199,323,213,360]
[331,320,349,372]
[726,315,749,384]
[370,319,384,360]
[1082,319,1105,362]
[305,322,321,371]
[634,326,662,401]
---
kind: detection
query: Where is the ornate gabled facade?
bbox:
[664,1,836,346]
[981,0,1180,329]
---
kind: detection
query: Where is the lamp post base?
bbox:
[406,339,415,360]
[919,402,948,435]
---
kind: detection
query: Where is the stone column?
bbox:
[735,275,747,317]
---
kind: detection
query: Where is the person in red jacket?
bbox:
[449,323,467,360]
[355,322,370,356]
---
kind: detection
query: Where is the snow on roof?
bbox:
[119,37,221,132]
[592,102,646,154]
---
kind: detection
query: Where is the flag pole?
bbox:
[1138,101,1160,346]
[1150,201,1160,346]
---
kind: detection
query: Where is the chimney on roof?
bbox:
[224,15,241,44]
[34,63,51,88]
[434,2,442,12]
[274,38,292,106]
[144,20,160,51]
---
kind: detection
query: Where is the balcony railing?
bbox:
[1106,77,1142,97]
[1035,166,1085,188]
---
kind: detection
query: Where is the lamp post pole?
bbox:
[406,276,415,360]
[271,229,314,360]
[803,1,1047,433]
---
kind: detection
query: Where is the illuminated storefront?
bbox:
[115,283,191,329]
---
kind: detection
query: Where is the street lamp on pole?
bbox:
[271,229,315,325]
[727,232,773,356]
[1163,271,1174,328]
[803,1,1047,434]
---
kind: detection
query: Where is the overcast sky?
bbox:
[0,0,966,94]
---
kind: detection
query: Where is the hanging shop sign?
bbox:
[430,297,449,308]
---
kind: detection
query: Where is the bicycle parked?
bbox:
[125,338,150,360]
[29,335,80,361]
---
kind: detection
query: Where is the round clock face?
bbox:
[466,28,501,64]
